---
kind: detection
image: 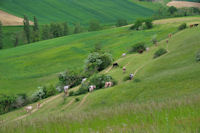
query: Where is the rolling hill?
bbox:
[0,16,199,96]
[0,0,160,24]
[0,17,200,132]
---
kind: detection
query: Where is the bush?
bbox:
[144,19,153,29]
[45,85,57,97]
[85,52,113,74]
[75,97,80,102]
[129,42,146,54]
[14,93,29,108]
[69,91,74,96]
[31,86,46,102]
[154,48,167,58]
[116,19,128,27]
[178,23,187,31]
[196,50,200,62]
[0,94,16,115]
[58,69,83,88]
[130,19,143,30]
[76,74,116,95]
[88,20,101,31]
[123,75,130,81]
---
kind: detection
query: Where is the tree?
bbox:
[130,19,143,30]
[0,21,3,49]
[144,19,153,29]
[14,34,19,47]
[23,15,31,43]
[116,19,128,27]
[74,23,81,34]
[50,23,63,38]
[33,16,39,31]
[63,22,69,36]
[42,25,51,40]
[168,6,177,15]
[88,20,101,31]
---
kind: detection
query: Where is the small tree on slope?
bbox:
[23,15,31,44]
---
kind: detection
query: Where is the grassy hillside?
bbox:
[0,0,160,24]
[0,21,178,95]
[0,16,199,95]
[0,22,200,133]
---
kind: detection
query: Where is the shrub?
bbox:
[31,86,46,102]
[0,94,16,115]
[168,6,177,15]
[130,19,143,30]
[123,75,130,81]
[152,37,158,45]
[178,23,187,31]
[88,20,101,31]
[69,91,74,96]
[85,52,113,73]
[76,74,116,95]
[116,19,128,27]
[154,48,167,58]
[45,85,57,97]
[144,19,153,29]
[129,42,146,54]
[14,93,29,108]
[58,69,83,88]
[75,97,80,102]
[196,50,200,62]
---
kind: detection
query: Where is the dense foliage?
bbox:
[75,74,116,95]
[116,19,128,27]
[129,42,146,53]
[178,23,187,30]
[0,21,3,49]
[196,50,200,62]
[154,48,167,58]
[85,52,113,74]
[130,19,153,30]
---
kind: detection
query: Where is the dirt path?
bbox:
[0,10,33,26]
[61,99,75,110]
[76,93,90,109]
[167,1,200,8]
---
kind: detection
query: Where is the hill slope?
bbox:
[0,16,199,95]
[0,0,159,24]
[0,23,200,133]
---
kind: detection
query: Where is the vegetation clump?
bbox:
[196,50,200,62]
[154,48,167,58]
[129,42,146,54]
[130,18,153,30]
[178,23,187,31]
[75,74,116,95]
[116,19,128,27]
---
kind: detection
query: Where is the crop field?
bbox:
[0,0,160,24]
[0,22,199,133]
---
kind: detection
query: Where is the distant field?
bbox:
[167,1,200,8]
[0,0,160,24]
[0,10,33,26]
[1,23,200,133]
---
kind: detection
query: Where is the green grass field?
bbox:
[0,16,199,95]
[0,17,199,132]
[0,0,160,24]
[0,19,180,95]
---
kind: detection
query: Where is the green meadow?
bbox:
[0,19,180,95]
[0,18,200,132]
[0,0,160,24]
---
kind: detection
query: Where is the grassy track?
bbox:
[0,22,200,133]
[0,0,159,24]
